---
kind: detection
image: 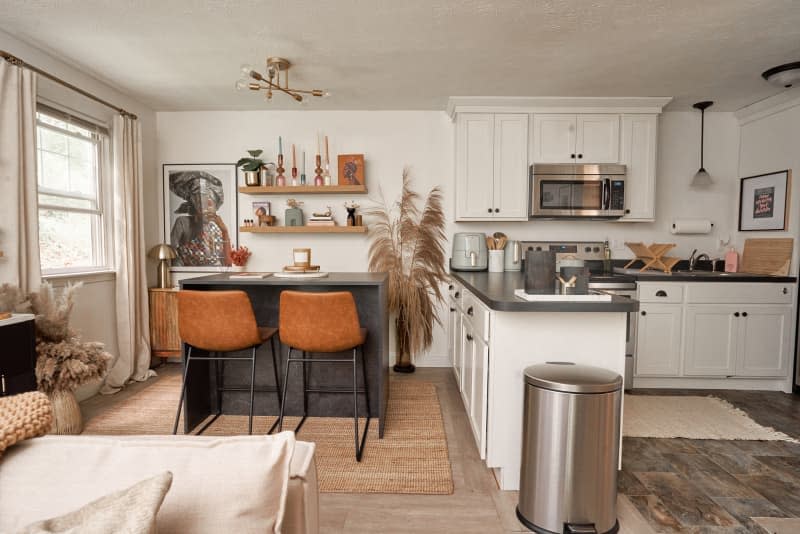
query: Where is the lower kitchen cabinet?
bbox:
[460,315,475,418]
[470,336,489,459]
[737,306,792,377]
[635,304,682,376]
[636,282,794,384]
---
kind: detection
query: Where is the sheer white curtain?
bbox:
[0,60,41,291]
[101,114,154,394]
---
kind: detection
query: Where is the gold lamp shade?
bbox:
[148,244,177,288]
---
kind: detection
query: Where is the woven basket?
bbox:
[49,390,83,435]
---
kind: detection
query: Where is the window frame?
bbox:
[35,104,113,276]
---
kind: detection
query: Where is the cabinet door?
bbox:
[737,306,792,377]
[460,316,474,412]
[683,305,738,376]
[635,304,682,376]
[456,114,495,219]
[532,114,576,163]
[619,114,657,221]
[493,114,529,219]
[448,299,458,369]
[453,307,463,389]
[470,336,489,460]
[576,115,620,163]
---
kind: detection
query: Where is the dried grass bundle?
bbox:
[0,283,31,313]
[366,168,448,368]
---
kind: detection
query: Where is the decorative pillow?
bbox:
[0,391,53,458]
[17,471,172,534]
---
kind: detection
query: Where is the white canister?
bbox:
[488,250,505,272]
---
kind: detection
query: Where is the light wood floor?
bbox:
[82,366,656,533]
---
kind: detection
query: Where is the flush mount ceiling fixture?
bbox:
[691,100,714,188]
[761,61,800,88]
[236,57,329,103]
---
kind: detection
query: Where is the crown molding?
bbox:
[446,96,673,119]
[735,87,800,125]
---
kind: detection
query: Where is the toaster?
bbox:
[450,232,488,271]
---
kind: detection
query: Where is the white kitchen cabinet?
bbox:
[532,114,620,164]
[470,336,489,459]
[683,305,738,376]
[635,304,682,376]
[455,113,528,221]
[737,306,792,377]
[460,315,475,413]
[619,114,657,221]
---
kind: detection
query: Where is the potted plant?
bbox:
[228,245,252,272]
[237,149,264,186]
[366,169,448,373]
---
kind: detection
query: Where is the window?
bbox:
[36,107,110,274]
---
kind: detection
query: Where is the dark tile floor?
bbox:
[620,389,800,533]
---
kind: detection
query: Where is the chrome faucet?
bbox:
[688,249,710,271]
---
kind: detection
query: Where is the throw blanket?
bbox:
[0,391,53,458]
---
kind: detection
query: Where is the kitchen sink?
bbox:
[671,270,764,277]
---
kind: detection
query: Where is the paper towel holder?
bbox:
[672,221,714,230]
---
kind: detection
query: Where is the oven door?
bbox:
[531,174,621,218]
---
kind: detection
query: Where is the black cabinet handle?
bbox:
[742,312,748,317]
[655,290,668,297]
[783,287,789,294]
[466,334,473,342]
[455,292,460,298]
[641,311,646,316]
[450,307,455,312]
[570,153,576,159]
[467,306,474,316]
[577,154,583,159]
[448,284,453,290]
[487,208,492,213]
[734,312,740,317]
[494,208,499,213]
[625,209,631,214]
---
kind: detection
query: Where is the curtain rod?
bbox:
[1,50,138,120]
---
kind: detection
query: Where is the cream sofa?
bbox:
[0,433,319,534]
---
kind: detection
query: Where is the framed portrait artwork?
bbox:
[337,154,365,185]
[162,163,238,270]
[738,170,792,231]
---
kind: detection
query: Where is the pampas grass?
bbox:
[366,168,448,366]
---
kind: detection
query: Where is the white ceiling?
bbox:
[1,0,799,112]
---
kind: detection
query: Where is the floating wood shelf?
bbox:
[238,184,367,195]
[240,225,368,234]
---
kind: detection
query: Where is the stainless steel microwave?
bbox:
[530,164,626,219]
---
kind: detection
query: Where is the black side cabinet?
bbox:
[0,317,37,396]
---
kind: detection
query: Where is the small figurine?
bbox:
[285,198,305,227]
[344,201,359,226]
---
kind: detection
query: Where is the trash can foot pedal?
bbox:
[565,524,597,534]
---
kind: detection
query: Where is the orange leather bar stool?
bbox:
[173,290,281,435]
[277,290,370,461]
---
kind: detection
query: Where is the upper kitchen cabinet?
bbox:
[455,113,528,221]
[619,114,658,221]
[532,114,620,164]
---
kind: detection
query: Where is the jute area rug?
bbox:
[623,394,797,441]
[83,373,454,495]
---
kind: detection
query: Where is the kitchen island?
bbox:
[449,271,638,490]
[179,273,389,437]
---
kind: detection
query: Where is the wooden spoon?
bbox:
[485,235,495,250]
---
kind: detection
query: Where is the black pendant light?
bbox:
[691,101,713,187]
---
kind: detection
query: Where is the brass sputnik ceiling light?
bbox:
[236,57,329,103]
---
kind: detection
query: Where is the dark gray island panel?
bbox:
[179,273,389,437]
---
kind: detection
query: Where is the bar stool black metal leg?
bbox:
[352,347,360,460]
[248,346,257,435]
[214,353,222,414]
[267,336,281,435]
[278,346,292,432]
[360,345,371,418]
[173,345,193,435]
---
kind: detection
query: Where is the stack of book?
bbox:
[307,215,335,227]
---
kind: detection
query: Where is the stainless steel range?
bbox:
[521,241,637,390]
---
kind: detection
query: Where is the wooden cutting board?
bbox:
[740,238,794,275]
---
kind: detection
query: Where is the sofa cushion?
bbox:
[0,432,296,534]
[18,471,172,534]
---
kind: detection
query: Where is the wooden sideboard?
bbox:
[148,288,181,364]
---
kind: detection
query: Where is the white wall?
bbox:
[0,30,158,398]
[737,98,800,274]
[156,109,741,366]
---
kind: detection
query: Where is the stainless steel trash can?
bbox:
[516,362,622,534]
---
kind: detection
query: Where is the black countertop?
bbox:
[613,267,797,283]
[450,271,639,313]
[180,272,388,287]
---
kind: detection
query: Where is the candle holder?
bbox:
[291,165,298,186]
[314,154,324,186]
[276,154,286,187]
[300,173,307,185]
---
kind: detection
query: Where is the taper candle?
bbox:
[324,135,329,164]
[292,144,296,167]
[302,151,306,173]
[279,136,282,155]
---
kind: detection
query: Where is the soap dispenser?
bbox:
[724,247,738,273]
